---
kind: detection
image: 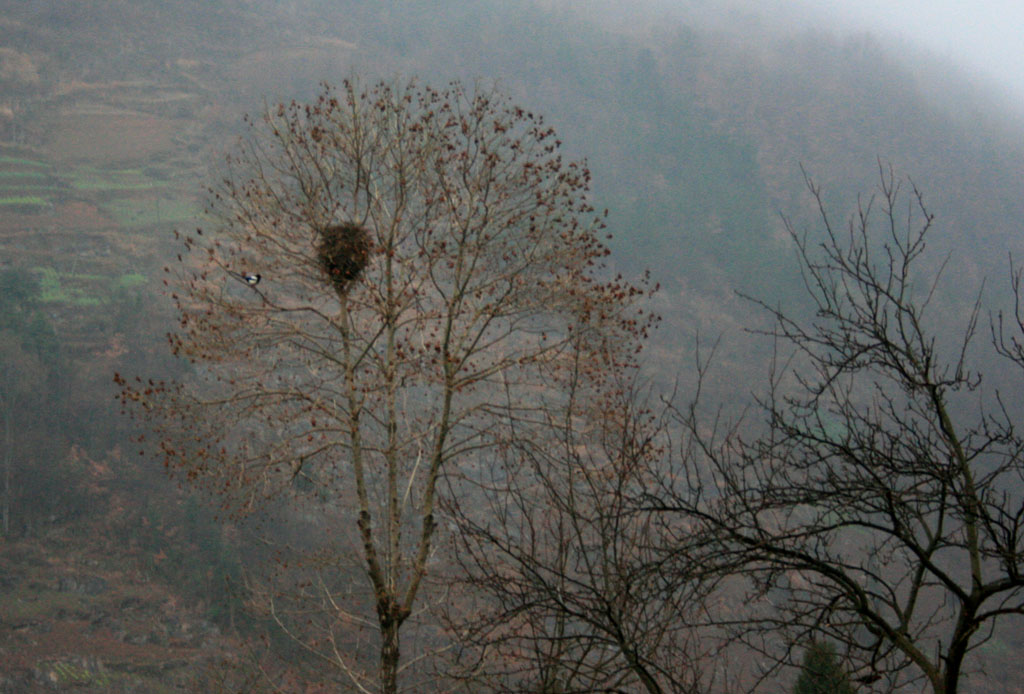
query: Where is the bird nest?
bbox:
[317,223,370,296]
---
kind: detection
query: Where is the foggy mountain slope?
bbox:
[321,0,1024,384]
[292,0,1024,296]
[3,1,1024,689]
[9,0,1022,293]
[2,0,1022,467]
[3,0,1022,467]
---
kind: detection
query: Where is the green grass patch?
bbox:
[0,170,49,179]
[0,195,48,206]
[72,180,162,192]
[0,185,64,193]
[46,660,113,687]
[114,273,147,290]
[0,196,50,213]
[34,267,103,306]
[104,197,199,227]
[31,267,147,305]
[70,296,105,307]
[69,165,165,193]
[81,166,144,175]
[0,159,59,203]
[36,267,67,303]
[65,272,107,281]
[0,155,48,168]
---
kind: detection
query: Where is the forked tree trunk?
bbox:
[379,604,401,694]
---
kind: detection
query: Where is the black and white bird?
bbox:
[242,272,261,286]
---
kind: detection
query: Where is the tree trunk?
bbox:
[942,605,979,694]
[379,609,401,694]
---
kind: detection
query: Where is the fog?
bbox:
[818,0,1024,101]
[4,1,1024,692]
[571,0,1024,104]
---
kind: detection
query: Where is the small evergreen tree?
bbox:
[794,641,856,694]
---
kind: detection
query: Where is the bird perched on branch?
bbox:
[228,271,262,286]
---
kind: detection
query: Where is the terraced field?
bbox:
[0,99,205,355]
[0,155,62,212]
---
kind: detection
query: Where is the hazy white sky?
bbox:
[816,0,1024,101]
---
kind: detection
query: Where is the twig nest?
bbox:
[317,223,370,296]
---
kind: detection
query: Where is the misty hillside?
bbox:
[3,0,1024,692]
[7,0,1024,286]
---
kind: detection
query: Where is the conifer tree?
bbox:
[793,641,856,694]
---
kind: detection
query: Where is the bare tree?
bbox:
[656,165,1024,694]
[119,78,650,694]
[443,356,726,694]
